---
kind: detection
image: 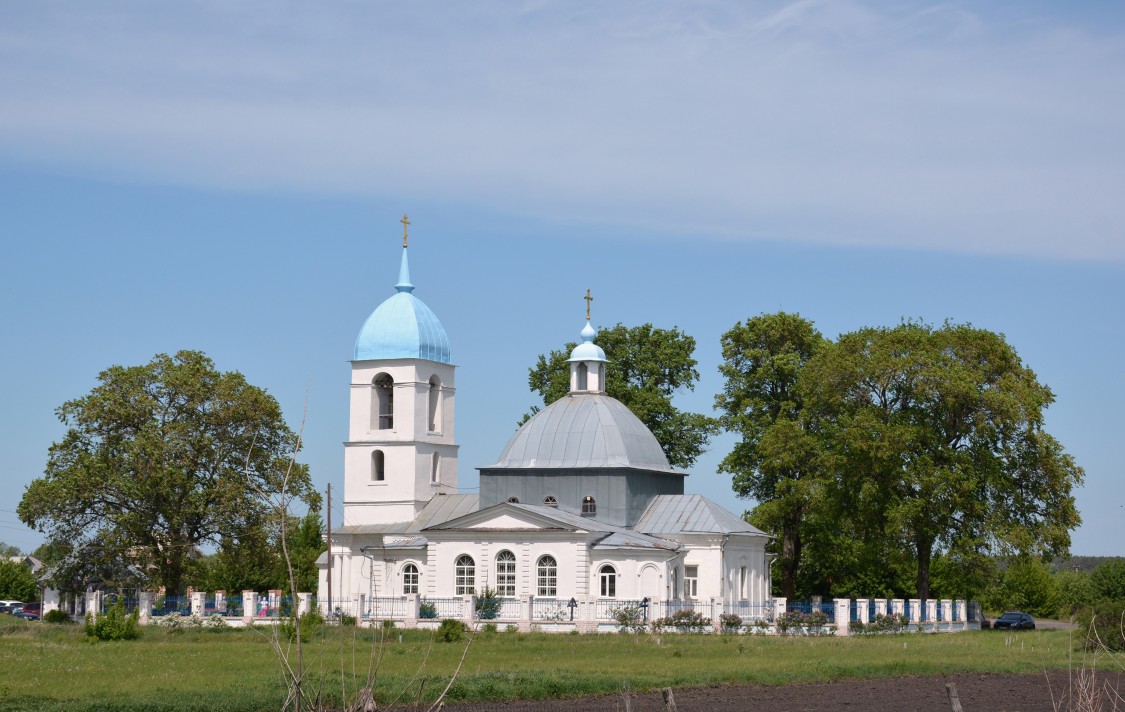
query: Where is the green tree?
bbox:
[18,350,316,596]
[1053,568,1096,617]
[525,323,718,469]
[802,321,1083,600]
[983,557,1059,617]
[715,312,829,597]
[0,559,39,601]
[1090,558,1125,601]
[0,542,20,558]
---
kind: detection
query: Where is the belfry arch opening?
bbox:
[372,373,394,430]
[428,375,442,432]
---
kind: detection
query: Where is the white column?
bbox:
[297,593,311,616]
[463,595,475,625]
[519,595,532,632]
[891,599,904,618]
[856,598,870,624]
[925,599,937,623]
[940,599,952,626]
[875,598,887,618]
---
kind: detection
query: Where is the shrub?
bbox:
[338,613,356,627]
[1054,569,1097,618]
[1076,601,1125,652]
[481,622,498,634]
[653,610,711,633]
[719,613,742,633]
[85,601,141,641]
[279,608,321,642]
[474,587,501,620]
[419,600,437,619]
[43,609,73,624]
[438,618,465,642]
[853,612,908,635]
[610,605,645,634]
[203,614,228,628]
[776,609,832,636]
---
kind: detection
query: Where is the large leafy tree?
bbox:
[802,321,1083,599]
[715,312,830,597]
[525,323,718,469]
[19,350,315,596]
[0,559,38,601]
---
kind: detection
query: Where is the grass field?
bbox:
[0,615,1094,712]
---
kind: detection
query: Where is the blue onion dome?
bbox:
[567,321,608,363]
[354,247,451,363]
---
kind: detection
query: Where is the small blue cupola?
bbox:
[566,290,608,393]
[353,216,451,363]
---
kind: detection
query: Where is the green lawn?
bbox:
[0,615,1093,712]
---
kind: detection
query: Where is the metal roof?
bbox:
[354,247,451,363]
[483,394,681,473]
[333,494,479,536]
[634,495,769,536]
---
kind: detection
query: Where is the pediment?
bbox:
[423,502,584,532]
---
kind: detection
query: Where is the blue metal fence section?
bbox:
[788,600,835,623]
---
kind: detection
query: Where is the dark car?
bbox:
[992,611,1035,630]
[12,610,39,621]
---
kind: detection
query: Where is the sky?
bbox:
[1,1,1122,558]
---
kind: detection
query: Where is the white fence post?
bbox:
[891,598,904,618]
[243,590,257,626]
[190,591,205,617]
[463,595,475,626]
[297,593,311,616]
[138,591,154,624]
[773,596,787,621]
[214,590,226,616]
[855,598,869,624]
[834,599,850,636]
[875,598,887,618]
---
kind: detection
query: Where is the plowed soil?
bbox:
[439,671,1125,711]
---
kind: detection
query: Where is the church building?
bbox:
[319,221,771,619]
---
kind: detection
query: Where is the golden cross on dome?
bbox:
[400,213,411,248]
[584,289,593,321]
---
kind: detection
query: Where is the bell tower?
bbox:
[343,216,458,526]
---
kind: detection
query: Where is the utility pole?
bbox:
[326,482,332,613]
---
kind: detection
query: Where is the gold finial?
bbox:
[400,213,411,248]
[584,288,593,321]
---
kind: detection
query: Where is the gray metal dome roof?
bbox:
[485,394,681,472]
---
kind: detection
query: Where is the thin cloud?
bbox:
[1,1,1122,260]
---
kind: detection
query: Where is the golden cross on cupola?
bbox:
[400,213,411,248]
[584,289,593,321]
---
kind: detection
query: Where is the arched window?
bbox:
[599,564,616,598]
[371,450,385,482]
[581,496,596,516]
[427,375,442,432]
[402,563,419,594]
[506,496,520,504]
[431,452,441,484]
[495,550,516,597]
[577,362,588,391]
[537,555,557,597]
[543,496,558,508]
[455,555,475,595]
[373,374,394,430]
